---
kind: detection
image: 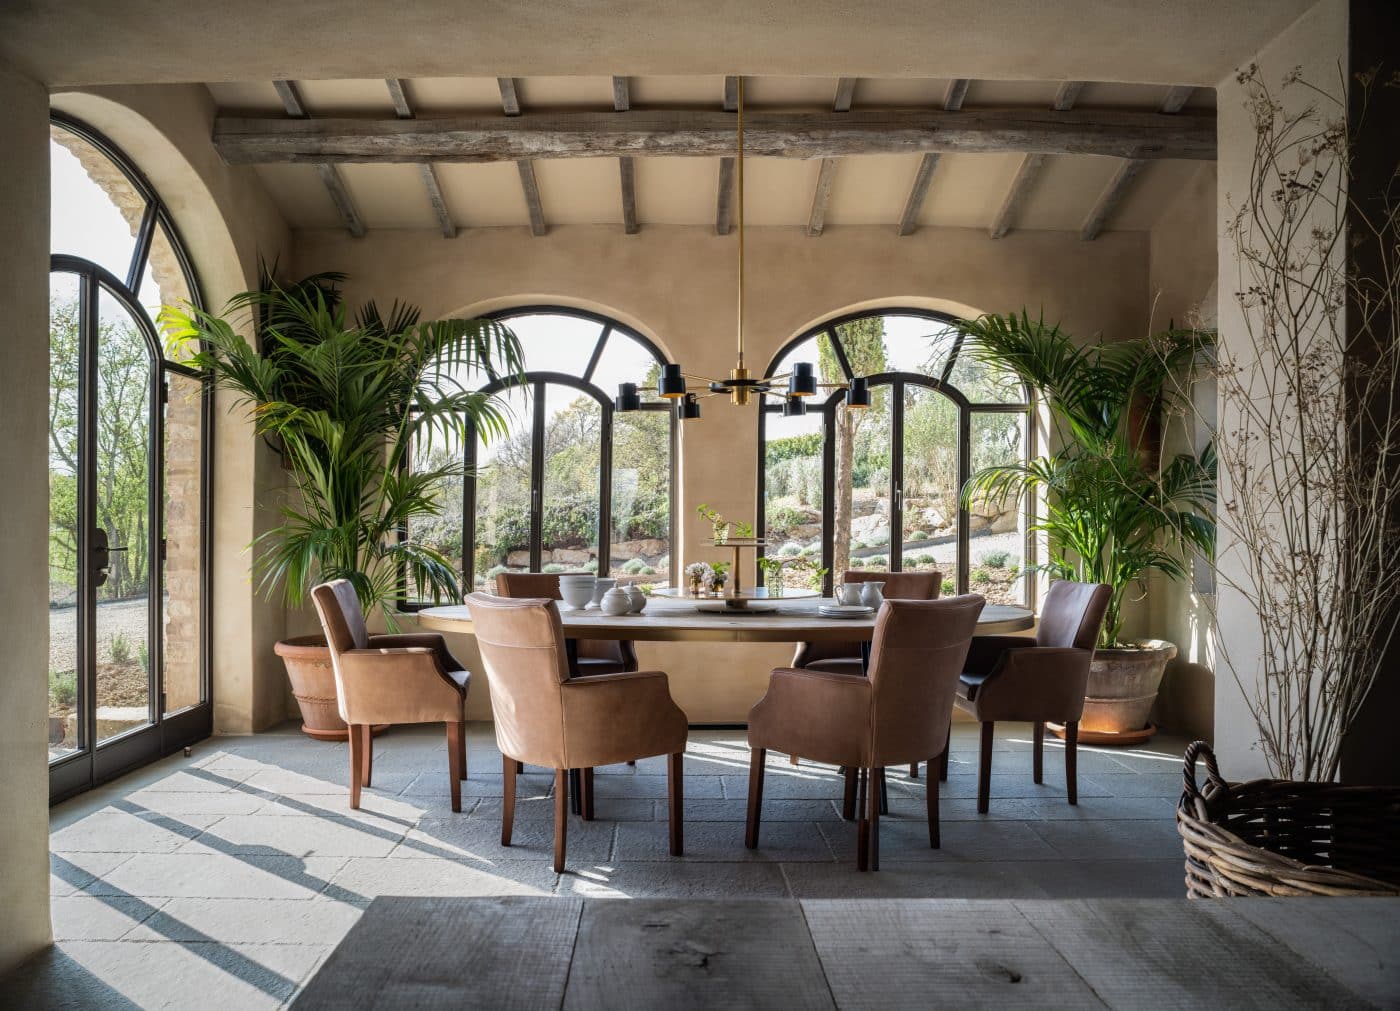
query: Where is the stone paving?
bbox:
[10,721,1192,1008]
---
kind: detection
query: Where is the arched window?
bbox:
[411,308,675,595]
[48,114,210,798]
[759,309,1033,604]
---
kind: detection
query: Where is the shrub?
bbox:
[641,565,656,575]
[971,567,992,585]
[767,505,811,533]
[907,529,929,541]
[850,558,865,568]
[138,641,149,674]
[542,563,566,573]
[109,632,132,665]
[866,555,888,567]
[49,670,77,708]
[869,528,891,547]
[584,560,598,573]
[979,549,1010,568]
[778,541,802,557]
[908,552,935,566]
[623,557,648,574]
[941,578,955,595]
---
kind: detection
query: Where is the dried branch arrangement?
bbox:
[1209,64,1400,781]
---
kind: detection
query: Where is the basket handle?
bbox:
[1182,740,1227,817]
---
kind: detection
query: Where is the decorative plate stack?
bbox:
[817,603,875,620]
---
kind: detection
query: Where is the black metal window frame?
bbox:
[400,305,677,606]
[48,113,214,802]
[756,307,1036,600]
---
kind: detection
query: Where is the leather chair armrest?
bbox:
[791,640,861,668]
[963,634,1037,676]
[748,667,873,767]
[337,647,466,725]
[367,632,464,670]
[560,670,688,767]
[970,646,1093,723]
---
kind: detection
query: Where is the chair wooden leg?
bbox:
[927,756,941,848]
[627,760,636,767]
[457,719,468,780]
[940,718,951,781]
[856,768,870,871]
[668,752,684,856]
[745,748,766,849]
[516,760,525,774]
[977,721,994,814]
[867,767,882,871]
[581,768,595,821]
[360,723,373,788]
[502,754,517,845]
[447,721,463,813]
[348,723,363,810]
[1033,720,1045,785]
[1066,721,1079,805]
[842,766,858,821]
[789,754,800,766]
[909,762,919,779]
[554,768,569,873]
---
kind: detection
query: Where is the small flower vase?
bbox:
[765,566,785,598]
[713,521,729,545]
[689,575,705,596]
[712,576,728,596]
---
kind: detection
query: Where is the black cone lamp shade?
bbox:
[846,376,871,409]
[658,363,687,399]
[679,392,702,420]
[782,396,808,417]
[614,382,642,412]
[787,361,817,397]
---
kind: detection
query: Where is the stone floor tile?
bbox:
[179,814,410,859]
[50,809,222,854]
[782,860,1053,898]
[49,852,134,898]
[240,766,417,797]
[1020,858,1187,898]
[399,814,616,863]
[50,895,164,941]
[328,856,558,901]
[616,819,835,862]
[1082,771,1187,798]
[558,861,792,899]
[474,795,656,822]
[121,896,363,946]
[86,852,349,901]
[820,817,1059,863]
[683,797,842,822]
[116,789,270,817]
[1028,818,1187,860]
[1023,796,1175,821]
[398,770,556,800]
[588,771,725,799]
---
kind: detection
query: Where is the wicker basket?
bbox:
[1176,741,1400,897]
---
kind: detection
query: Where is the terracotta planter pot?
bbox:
[274,635,350,740]
[1070,639,1177,744]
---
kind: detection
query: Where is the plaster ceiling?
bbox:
[1,0,1316,89]
[205,75,1216,236]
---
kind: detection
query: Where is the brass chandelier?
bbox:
[614,78,871,421]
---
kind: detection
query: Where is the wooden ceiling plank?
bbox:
[612,76,637,234]
[498,77,521,116]
[807,77,859,238]
[833,77,857,113]
[942,78,970,112]
[716,76,740,235]
[897,153,940,236]
[1052,80,1084,111]
[1079,159,1144,240]
[1159,85,1195,114]
[274,79,364,237]
[385,78,413,119]
[517,159,547,236]
[989,81,1083,239]
[384,79,457,238]
[612,76,631,112]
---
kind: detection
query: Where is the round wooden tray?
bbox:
[652,586,819,610]
[1048,721,1157,746]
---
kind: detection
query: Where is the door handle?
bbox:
[92,529,126,587]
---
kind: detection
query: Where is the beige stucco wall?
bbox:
[1211,0,1348,778]
[51,84,293,733]
[0,58,55,974]
[291,222,1149,722]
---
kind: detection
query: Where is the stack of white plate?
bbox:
[817,603,875,619]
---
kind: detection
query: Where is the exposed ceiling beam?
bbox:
[384,79,457,239]
[1079,86,1195,240]
[272,79,364,238]
[989,80,1085,239]
[215,105,1216,164]
[896,79,971,236]
[496,77,544,235]
[613,76,638,234]
[808,77,858,237]
[716,76,739,235]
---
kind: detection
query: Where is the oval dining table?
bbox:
[417,594,1034,815]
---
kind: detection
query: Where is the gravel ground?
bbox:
[49,597,152,673]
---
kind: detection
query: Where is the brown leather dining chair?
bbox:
[310,579,471,812]
[747,594,984,871]
[954,580,1111,813]
[466,592,689,873]
[789,568,942,777]
[495,572,639,676]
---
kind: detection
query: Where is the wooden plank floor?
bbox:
[293,896,1400,1009]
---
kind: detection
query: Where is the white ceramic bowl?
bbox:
[559,576,595,610]
[590,577,617,608]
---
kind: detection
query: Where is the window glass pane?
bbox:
[611,408,671,583]
[541,385,601,575]
[876,314,961,378]
[969,411,1030,605]
[139,222,195,350]
[506,313,605,377]
[833,384,892,578]
[762,404,824,589]
[473,384,532,592]
[94,288,155,743]
[49,273,82,760]
[406,427,465,603]
[50,127,145,281]
[901,385,960,591]
[946,347,1027,403]
[590,330,665,404]
[163,371,204,713]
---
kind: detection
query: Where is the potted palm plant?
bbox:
[161,270,523,739]
[957,311,1215,742]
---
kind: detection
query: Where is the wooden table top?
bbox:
[415,597,1034,643]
